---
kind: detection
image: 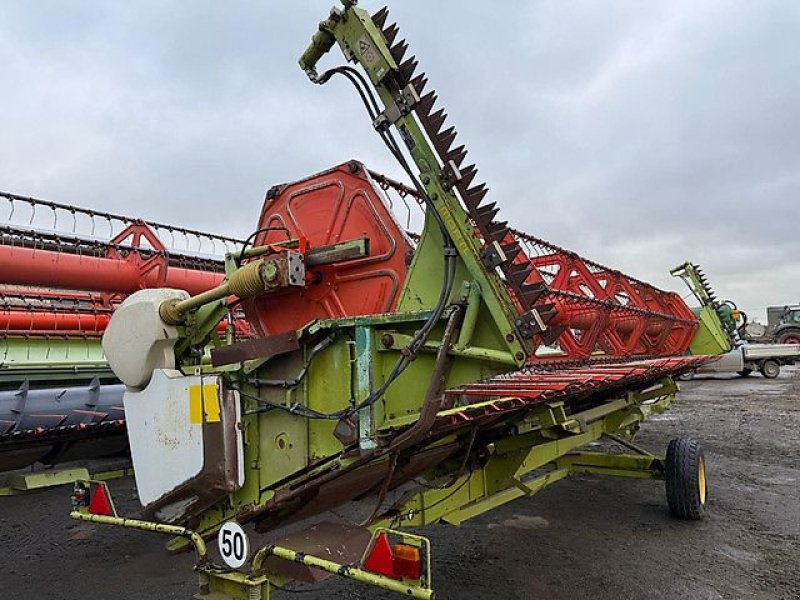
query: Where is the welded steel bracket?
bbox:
[0,465,132,496]
[373,83,420,130]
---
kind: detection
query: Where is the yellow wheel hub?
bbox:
[698,456,707,505]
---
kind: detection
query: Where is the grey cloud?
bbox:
[1,1,798,320]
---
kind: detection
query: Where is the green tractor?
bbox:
[743,304,800,345]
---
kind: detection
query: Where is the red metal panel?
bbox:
[243,162,412,336]
[509,230,698,361]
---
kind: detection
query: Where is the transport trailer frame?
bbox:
[71,375,709,600]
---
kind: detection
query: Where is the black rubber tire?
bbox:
[759,359,780,379]
[737,368,753,377]
[665,438,707,520]
[776,329,800,345]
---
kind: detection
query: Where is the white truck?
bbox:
[683,343,799,379]
[671,262,800,379]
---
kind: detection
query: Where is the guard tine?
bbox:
[503,247,522,264]
[476,201,499,223]
[372,7,389,29]
[464,183,488,207]
[488,219,510,238]
[459,164,478,189]
[390,39,409,64]
[490,227,511,245]
[536,303,559,323]
[500,240,521,262]
[506,263,533,279]
[417,91,438,116]
[507,261,532,286]
[520,281,548,304]
[437,126,457,152]
[383,23,399,45]
[399,56,418,82]
[410,73,428,94]
[540,324,567,345]
[447,145,467,168]
[428,108,447,132]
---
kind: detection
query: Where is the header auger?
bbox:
[66,2,720,598]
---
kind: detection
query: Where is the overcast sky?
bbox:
[1,1,798,320]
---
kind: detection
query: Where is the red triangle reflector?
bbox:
[363,532,398,579]
[88,484,114,516]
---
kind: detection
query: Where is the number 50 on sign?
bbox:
[218,521,250,569]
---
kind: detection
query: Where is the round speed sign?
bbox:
[218,521,250,569]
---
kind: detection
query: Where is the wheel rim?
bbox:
[783,334,800,345]
[765,362,779,377]
[697,456,707,505]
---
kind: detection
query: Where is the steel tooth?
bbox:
[427,108,447,132]
[463,183,488,208]
[437,126,457,152]
[398,56,418,82]
[537,303,559,323]
[447,145,467,168]
[390,39,409,65]
[488,218,509,234]
[507,262,533,287]
[476,201,499,222]
[507,260,531,278]
[383,23,399,46]
[540,324,566,345]
[505,248,523,265]
[519,281,548,305]
[417,91,437,116]
[488,226,511,244]
[458,164,477,189]
[372,7,389,29]
[410,73,428,94]
[499,241,521,262]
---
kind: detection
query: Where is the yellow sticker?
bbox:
[203,384,221,423]
[189,383,220,424]
[189,385,203,424]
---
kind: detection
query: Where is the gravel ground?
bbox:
[1,366,798,599]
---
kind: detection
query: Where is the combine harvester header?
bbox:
[58,2,722,597]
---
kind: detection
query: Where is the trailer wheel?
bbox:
[737,368,753,377]
[759,359,780,379]
[665,438,707,520]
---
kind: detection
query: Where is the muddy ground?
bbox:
[1,367,798,599]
